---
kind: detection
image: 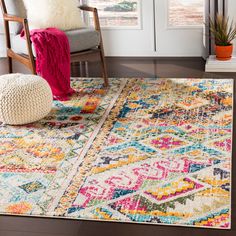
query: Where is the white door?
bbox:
[86,0,205,57]
[155,0,205,57]
[84,0,155,56]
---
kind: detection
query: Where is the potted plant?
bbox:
[209,14,236,61]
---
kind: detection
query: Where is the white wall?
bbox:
[228,0,236,55]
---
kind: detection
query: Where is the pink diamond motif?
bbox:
[143,135,189,151]
[211,138,232,153]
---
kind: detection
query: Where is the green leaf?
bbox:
[209,14,236,45]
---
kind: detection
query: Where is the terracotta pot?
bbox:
[215,44,233,61]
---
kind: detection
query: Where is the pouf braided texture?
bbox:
[0,73,53,125]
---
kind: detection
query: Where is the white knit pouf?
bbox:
[0,73,53,125]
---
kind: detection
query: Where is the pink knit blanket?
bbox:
[21,28,75,101]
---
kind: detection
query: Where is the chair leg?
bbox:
[31,59,37,75]
[79,61,84,77]
[8,56,13,73]
[99,48,109,87]
[85,61,89,77]
[31,67,37,75]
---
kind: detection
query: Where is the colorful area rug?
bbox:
[0,78,233,229]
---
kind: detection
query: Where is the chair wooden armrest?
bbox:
[2,13,25,23]
[2,12,33,54]
[78,5,108,86]
[79,5,101,31]
[79,5,97,12]
[0,0,36,73]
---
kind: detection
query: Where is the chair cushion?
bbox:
[11,28,101,56]
[5,0,27,35]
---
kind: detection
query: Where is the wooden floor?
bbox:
[1,57,236,78]
[0,57,235,236]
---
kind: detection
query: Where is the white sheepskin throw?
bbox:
[23,0,84,31]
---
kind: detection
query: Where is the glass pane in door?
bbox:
[85,0,141,28]
[168,0,204,27]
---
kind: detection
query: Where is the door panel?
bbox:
[85,0,155,57]
[155,0,205,57]
[84,0,205,57]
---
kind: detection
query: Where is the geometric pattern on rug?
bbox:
[0,78,233,229]
[0,78,126,214]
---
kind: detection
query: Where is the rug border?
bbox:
[47,78,128,212]
[229,78,234,229]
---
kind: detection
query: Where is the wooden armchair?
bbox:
[0,0,108,87]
